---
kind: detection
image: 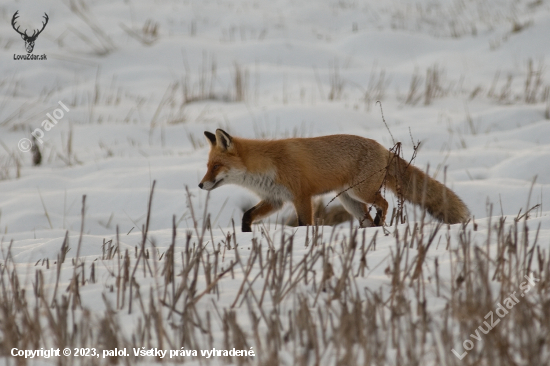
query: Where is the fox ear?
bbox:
[204,131,216,147]
[215,129,233,151]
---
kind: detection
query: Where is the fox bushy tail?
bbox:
[388,155,469,224]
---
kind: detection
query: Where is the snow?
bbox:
[1,0,549,365]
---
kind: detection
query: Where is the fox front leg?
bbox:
[293,196,313,226]
[242,200,283,232]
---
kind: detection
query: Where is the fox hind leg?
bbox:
[242,200,283,232]
[372,191,388,226]
[348,189,388,227]
[338,192,374,228]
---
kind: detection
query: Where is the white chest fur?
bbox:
[231,169,293,203]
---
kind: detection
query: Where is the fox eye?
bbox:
[212,164,221,171]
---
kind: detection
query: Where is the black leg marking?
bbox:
[374,209,383,226]
[242,206,254,232]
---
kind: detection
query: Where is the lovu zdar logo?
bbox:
[12,11,49,53]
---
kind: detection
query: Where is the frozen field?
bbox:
[0,0,549,365]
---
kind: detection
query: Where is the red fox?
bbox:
[199,129,469,232]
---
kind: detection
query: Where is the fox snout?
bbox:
[198,175,224,190]
[198,180,221,190]
[198,180,212,190]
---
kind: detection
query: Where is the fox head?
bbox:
[199,129,246,190]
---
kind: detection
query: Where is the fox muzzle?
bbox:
[199,178,223,190]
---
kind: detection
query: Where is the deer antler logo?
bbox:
[12,11,49,54]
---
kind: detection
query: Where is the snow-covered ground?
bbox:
[1,0,549,365]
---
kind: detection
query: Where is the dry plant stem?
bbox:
[51,230,69,308]
[129,180,156,314]
[37,188,53,230]
[377,101,395,145]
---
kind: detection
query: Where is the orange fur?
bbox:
[199,129,469,232]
